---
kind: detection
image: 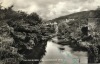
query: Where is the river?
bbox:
[39,37,88,64]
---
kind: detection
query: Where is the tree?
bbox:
[97,6,100,10]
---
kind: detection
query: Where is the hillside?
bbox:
[50,9,100,22]
[50,9,100,63]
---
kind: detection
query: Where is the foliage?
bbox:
[0,5,46,64]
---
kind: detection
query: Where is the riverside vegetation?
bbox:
[0,5,52,64]
[1,4,100,64]
[51,8,100,63]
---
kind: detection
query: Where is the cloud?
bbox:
[13,0,40,14]
[46,1,85,19]
[0,0,100,20]
[46,0,100,19]
[0,0,40,13]
[0,0,14,8]
[47,2,67,19]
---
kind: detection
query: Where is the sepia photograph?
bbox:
[0,0,100,64]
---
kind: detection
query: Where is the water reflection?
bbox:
[20,38,88,64]
[40,40,88,64]
[20,42,47,64]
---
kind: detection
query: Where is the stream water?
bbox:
[39,37,88,64]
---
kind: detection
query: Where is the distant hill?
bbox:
[50,9,100,23]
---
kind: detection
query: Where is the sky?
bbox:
[0,0,100,20]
